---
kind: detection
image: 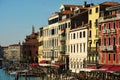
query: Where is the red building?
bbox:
[99,5,120,72]
[22,26,38,63]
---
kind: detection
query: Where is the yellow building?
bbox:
[88,5,99,67]
[38,27,43,62]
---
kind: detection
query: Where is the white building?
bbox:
[69,27,88,73]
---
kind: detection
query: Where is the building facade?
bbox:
[3,43,21,62]
[22,26,38,63]
[99,5,120,65]
[87,2,119,68]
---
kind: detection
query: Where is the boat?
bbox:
[8,71,17,76]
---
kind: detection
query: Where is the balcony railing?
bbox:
[111,28,116,33]
[102,30,106,34]
[107,29,110,34]
[60,45,65,54]
[59,35,66,41]
[106,45,116,51]
[100,45,116,52]
[99,14,120,22]
[104,14,116,19]
[100,46,107,51]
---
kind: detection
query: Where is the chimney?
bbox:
[84,1,87,7]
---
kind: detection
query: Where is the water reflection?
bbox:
[0,69,45,80]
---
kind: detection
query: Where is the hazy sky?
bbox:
[0,0,120,46]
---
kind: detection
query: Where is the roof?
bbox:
[62,4,82,9]
[100,1,120,6]
[71,10,88,19]
[60,10,73,15]
[106,4,120,11]
[9,44,21,46]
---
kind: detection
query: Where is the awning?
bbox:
[39,63,51,67]
[39,60,48,64]
[87,65,96,69]
[54,63,64,67]
[100,65,113,70]
[108,65,120,73]
[80,68,96,72]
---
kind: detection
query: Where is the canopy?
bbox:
[39,60,48,64]
[80,68,96,72]
[108,65,120,73]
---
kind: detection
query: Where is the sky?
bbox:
[0,0,120,46]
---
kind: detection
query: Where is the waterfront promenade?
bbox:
[1,62,120,80]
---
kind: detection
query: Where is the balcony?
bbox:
[102,30,106,34]
[104,14,116,19]
[111,28,116,33]
[107,29,110,34]
[60,35,66,41]
[100,46,107,51]
[99,14,120,22]
[106,45,116,51]
[60,45,65,55]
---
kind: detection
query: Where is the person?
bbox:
[15,72,19,80]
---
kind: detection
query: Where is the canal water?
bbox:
[0,69,46,80]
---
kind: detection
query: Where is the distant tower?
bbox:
[32,25,35,34]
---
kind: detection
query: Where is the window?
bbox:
[51,29,54,35]
[68,22,71,28]
[77,44,78,53]
[71,45,72,53]
[99,39,101,46]
[80,32,82,38]
[119,54,120,62]
[95,19,98,27]
[89,20,92,28]
[80,43,82,52]
[73,33,75,39]
[108,23,111,29]
[74,44,75,53]
[108,37,110,45]
[96,7,98,13]
[89,31,92,38]
[83,43,85,52]
[119,36,120,45]
[83,31,85,37]
[113,54,115,61]
[113,22,116,29]
[104,24,106,30]
[99,24,101,31]
[89,9,92,14]
[95,30,98,37]
[77,62,79,68]
[119,21,120,28]
[104,38,106,46]
[109,54,110,61]
[65,23,67,28]
[113,37,116,45]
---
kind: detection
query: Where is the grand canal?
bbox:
[0,69,46,80]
